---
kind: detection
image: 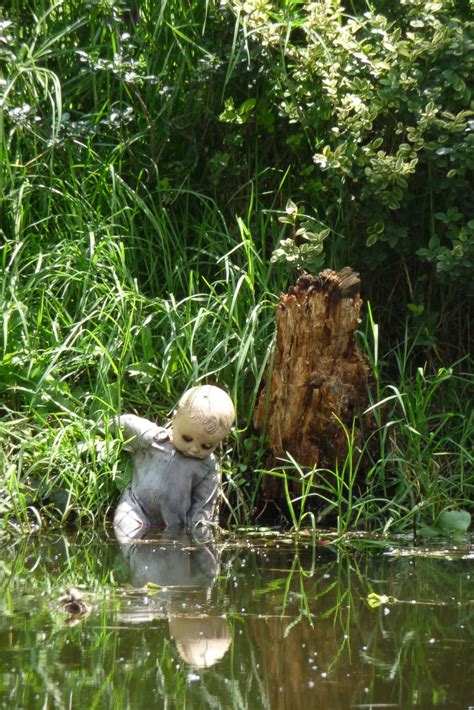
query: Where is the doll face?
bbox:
[172,412,224,459]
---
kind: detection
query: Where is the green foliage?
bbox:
[3,0,472,290]
[270,198,329,272]
[0,0,471,533]
[359,323,473,533]
[218,0,474,289]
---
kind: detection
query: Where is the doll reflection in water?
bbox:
[112,385,234,669]
[115,527,232,669]
[112,385,235,539]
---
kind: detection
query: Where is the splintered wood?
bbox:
[254,267,372,499]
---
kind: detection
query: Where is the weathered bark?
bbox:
[254,267,372,500]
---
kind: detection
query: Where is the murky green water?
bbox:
[0,529,473,709]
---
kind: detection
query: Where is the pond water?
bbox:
[0,529,473,709]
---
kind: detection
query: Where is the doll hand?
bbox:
[189,517,216,543]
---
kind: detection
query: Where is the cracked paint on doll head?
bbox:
[172,385,235,458]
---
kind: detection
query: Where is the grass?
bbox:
[0,0,472,539]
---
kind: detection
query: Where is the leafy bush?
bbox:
[2,1,472,293]
[220,0,474,287]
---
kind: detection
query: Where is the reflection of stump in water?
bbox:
[251,616,365,710]
[254,268,373,501]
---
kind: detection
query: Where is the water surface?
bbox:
[1,529,473,708]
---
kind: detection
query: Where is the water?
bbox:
[0,529,473,709]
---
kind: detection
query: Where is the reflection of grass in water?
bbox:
[0,533,224,707]
[0,535,348,706]
[359,551,474,707]
[1,533,473,707]
[220,539,360,686]
[0,532,278,707]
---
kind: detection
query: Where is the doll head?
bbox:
[169,616,231,668]
[172,385,235,459]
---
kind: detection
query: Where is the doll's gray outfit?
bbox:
[116,528,219,590]
[113,415,219,538]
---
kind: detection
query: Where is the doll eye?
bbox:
[182,434,193,442]
[201,443,213,450]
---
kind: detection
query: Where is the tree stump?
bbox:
[254,267,372,501]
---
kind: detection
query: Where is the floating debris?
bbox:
[58,587,92,625]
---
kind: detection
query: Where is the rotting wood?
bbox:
[254,267,374,502]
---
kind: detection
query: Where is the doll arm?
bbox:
[111,414,163,451]
[187,466,220,531]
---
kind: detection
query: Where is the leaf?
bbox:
[367,592,398,608]
[238,98,257,115]
[407,303,424,316]
[436,509,471,532]
[285,199,298,216]
[418,525,441,539]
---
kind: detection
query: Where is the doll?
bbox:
[112,385,235,538]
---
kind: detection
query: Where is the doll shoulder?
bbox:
[196,453,220,478]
